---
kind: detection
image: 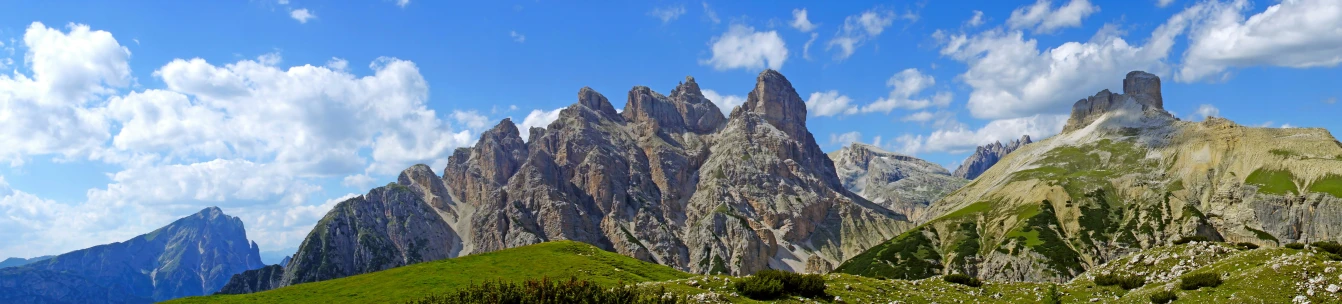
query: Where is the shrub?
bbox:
[1178,273,1223,290]
[734,276,784,300]
[1285,243,1306,250]
[1311,241,1342,255]
[1149,290,1178,304]
[1095,273,1146,290]
[943,273,983,287]
[1234,242,1259,250]
[736,270,827,299]
[407,277,683,304]
[1044,284,1063,304]
[1173,235,1209,245]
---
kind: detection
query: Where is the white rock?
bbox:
[1328,284,1340,293]
[1293,295,1309,304]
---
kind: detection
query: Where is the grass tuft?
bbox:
[1178,273,1222,290]
[943,274,983,288]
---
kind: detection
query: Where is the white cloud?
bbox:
[342,174,375,188]
[452,110,490,132]
[702,2,721,24]
[791,9,818,32]
[940,3,1198,119]
[827,9,895,60]
[0,22,129,166]
[830,131,861,147]
[519,107,564,140]
[1158,0,1175,8]
[967,10,986,27]
[326,57,349,71]
[860,69,951,113]
[1326,97,1337,104]
[805,90,858,117]
[290,8,316,24]
[702,89,745,115]
[1178,0,1342,82]
[894,114,1068,155]
[702,24,788,71]
[802,33,819,60]
[395,0,410,8]
[903,111,935,122]
[1007,0,1099,33]
[1190,104,1219,120]
[649,5,687,24]
[509,31,526,43]
[1280,123,1295,128]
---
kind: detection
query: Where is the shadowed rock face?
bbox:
[1,207,265,302]
[839,70,1342,284]
[952,135,1033,180]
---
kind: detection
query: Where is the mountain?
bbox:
[951,135,1032,180]
[0,255,52,269]
[222,70,912,295]
[837,71,1342,283]
[830,142,968,222]
[0,207,265,303]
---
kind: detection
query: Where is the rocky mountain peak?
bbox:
[669,76,703,99]
[952,136,1034,180]
[623,80,725,134]
[577,86,622,120]
[1063,71,1174,132]
[736,69,808,137]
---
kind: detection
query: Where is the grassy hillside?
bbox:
[166,241,691,304]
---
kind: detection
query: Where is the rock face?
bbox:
[832,143,969,222]
[951,136,1033,180]
[838,71,1342,283]
[0,207,265,302]
[215,265,283,295]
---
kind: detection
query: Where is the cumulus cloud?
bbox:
[702,89,745,114]
[791,9,818,32]
[1006,0,1099,33]
[827,9,895,60]
[290,8,316,23]
[1178,0,1342,82]
[702,25,788,71]
[395,0,410,8]
[0,23,484,257]
[649,5,687,24]
[894,114,1068,155]
[805,90,858,117]
[452,110,490,132]
[829,131,862,147]
[860,69,951,113]
[1190,104,1219,120]
[509,31,526,43]
[939,3,1198,120]
[1158,0,1175,8]
[519,107,564,140]
[702,2,721,24]
[966,10,986,27]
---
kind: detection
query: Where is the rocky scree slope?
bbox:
[837,71,1342,283]
[831,142,968,223]
[0,207,265,303]
[952,135,1033,180]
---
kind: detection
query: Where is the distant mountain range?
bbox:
[1,207,265,303]
[0,256,53,269]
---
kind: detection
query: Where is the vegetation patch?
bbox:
[1245,226,1279,244]
[1094,273,1145,290]
[940,201,993,220]
[1285,243,1305,250]
[1268,149,1301,159]
[1178,272,1222,290]
[1307,174,1342,198]
[834,227,942,280]
[1234,242,1259,250]
[1172,235,1209,245]
[406,277,682,304]
[943,274,983,287]
[733,270,827,300]
[1244,168,1298,195]
[1148,290,1178,304]
[1003,202,1083,275]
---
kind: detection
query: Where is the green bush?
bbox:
[1149,290,1178,304]
[1234,242,1259,250]
[407,277,683,304]
[1179,273,1223,290]
[943,273,983,287]
[1311,241,1342,254]
[1173,235,1209,245]
[1094,273,1146,290]
[735,270,827,300]
[1285,243,1306,250]
[734,275,784,300]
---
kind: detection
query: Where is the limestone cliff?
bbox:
[831,143,968,223]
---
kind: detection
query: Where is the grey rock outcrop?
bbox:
[951,135,1033,180]
[833,143,969,222]
[1,207,265,302]
[1063,71,1173,132]
[215,264,283,295]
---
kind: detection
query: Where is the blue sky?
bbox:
[0,0,1339,260]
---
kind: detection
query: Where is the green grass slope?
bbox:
[166,241,691,304]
